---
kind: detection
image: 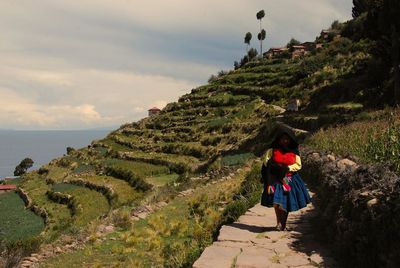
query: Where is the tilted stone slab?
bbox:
[218,224,261,242]
[247,204,270,216]
[237,215,276,227]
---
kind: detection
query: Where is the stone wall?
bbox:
[16,188,49,224]
[301,147,400,268]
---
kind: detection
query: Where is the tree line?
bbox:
[351,0,400,105]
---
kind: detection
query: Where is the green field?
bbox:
[0,192,44,243]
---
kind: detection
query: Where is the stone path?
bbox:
[193,202,338,268]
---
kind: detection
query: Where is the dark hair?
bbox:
[271,124,299,153]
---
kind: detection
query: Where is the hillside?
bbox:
[1,19,399,267]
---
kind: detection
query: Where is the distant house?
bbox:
[320,30,340,41]
[0,184,17,194]
[301,42,317,51]
[320,30,331,39]
[148,107,161,117]
[264,47,288,58]
[291,45,307,58]
[287,99,301,112]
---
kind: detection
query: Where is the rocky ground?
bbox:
[193,200,337,268]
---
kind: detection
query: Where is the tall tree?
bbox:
[256,10,266,55]
[352,0,381,18]
[244,32,252,53]
[257,29,266,55]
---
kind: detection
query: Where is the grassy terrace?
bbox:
[0,192,44,243]
[71,175,143,206]
[21,173,73,241]
[121,150,202,173]
[54,184,110,227]
[103,159,170,177]
[40,165,254,268]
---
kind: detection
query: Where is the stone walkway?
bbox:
[193,202,338,268]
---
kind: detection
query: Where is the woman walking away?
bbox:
[261,124,311,231]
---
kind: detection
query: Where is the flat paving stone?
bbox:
[235,246,275,268]
[193,245,240,268]
[219,224,260,242]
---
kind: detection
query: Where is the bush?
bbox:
[112,210,132,230]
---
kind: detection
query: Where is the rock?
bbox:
[327,154,336,161]
[359,191,371,197]
[218,224,258,242]
[25,257,39,262]
[280,254,310,267]
[311,152,320,160]
[336,158,358,170]
[235,246,275,267]
[367,198,378,208]
[104,225,115,233]
[193,245,241,268]
[309,253,324,264]
[54,246,62,254]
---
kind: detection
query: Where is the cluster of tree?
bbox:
[234,48,258,70]
[233,9,266,69]
[350,0,400,105]
[14,158,34,176]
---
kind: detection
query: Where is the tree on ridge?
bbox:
[256,10,266,55]
[244,32,252,53]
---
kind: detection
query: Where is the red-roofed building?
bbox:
[148,107,161,117]
[0,184,17,193]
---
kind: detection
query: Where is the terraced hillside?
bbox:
[2,33,378,267]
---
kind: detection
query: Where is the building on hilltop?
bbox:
[320,30,341,41]
[148,107,161,117]
[291,45,307,58]
[286,99,301,112]
[264,47,288,59]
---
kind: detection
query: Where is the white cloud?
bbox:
[0,0,353,129]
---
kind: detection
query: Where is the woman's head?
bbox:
[278,133,291,148]
[271,124,299,151]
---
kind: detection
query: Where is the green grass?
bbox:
[326,102,364,111]
[146,174,179,187]
[0,192,44,243]
[40,168,248,267]
[306,110,400,171]
[221,153,255,166]
[52,183,80,192]
[103,159,170,177]
[74,175,144,206]
[57,185,110,226]
[21,173,73,241]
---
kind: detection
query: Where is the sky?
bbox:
[0,0,353,130]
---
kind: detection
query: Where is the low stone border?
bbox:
[63,179,117,206]
[16,188,49,224]
[301,146,400,268]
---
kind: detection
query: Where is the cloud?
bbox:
[0,0,353,129]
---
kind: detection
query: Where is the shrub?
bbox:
[112,210,132,230]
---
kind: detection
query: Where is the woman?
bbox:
[261,125,311,231]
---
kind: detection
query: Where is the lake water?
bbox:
[0,130,110,178]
